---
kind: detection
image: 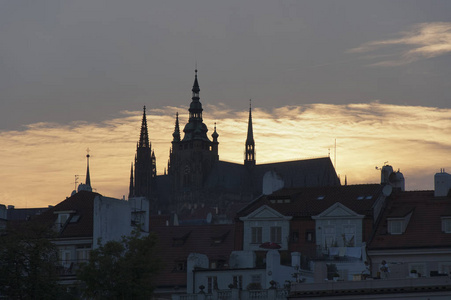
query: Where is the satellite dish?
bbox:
[382,185,393,197]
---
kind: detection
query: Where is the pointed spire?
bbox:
[85,148,91,187]
[245,100,255,166]
[138,106,150,148]
[247,99,254,143]
[172,112,181,142]
[192,69,200,96]
[129,163,134,198]
[184,69,209,141]
[212,122,219,141]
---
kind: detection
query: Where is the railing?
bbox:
[246,290,268,299]
[216,290,231,300]
[57,259,89,278]
[290,276,451,297]
[276,289,289,299]
[173,289,288,300]
[180,295,200,300]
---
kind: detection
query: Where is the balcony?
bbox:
[290,276,451,298]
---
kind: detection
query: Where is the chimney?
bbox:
[435,171,451,197]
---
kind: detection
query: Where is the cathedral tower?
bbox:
[129,106,156,198]
[168,70,219,206]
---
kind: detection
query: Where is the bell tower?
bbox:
[168,70,219,209]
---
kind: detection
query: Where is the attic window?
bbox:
[357,196,364,200]
[269,198,291,204]
[210,231,230,246]
[388,219,403,235]
[317,196,325,200]
[441,217,451,233]
[172,231,191,247]
[174,261,187,272]
[54,210,75,229]
[69,215,80,223]
[365,196,373,200]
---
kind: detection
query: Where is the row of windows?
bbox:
[207,275,260,292]
[251,226,282,244]
[251,227,316,244]
[387,217,451,235]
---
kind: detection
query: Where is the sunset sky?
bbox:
[1,1,450,208]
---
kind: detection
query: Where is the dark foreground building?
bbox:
[129,70,340,213]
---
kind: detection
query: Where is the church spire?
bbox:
[244,100,255,166]
[188,69,203,122]
[182,69,210,142]
[172,112,181,142]
[139,106,150,148]
[85,148,91,187]
[129,163,134,198]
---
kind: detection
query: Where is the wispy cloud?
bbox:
[349,22,451,66]
[1,103,450,208]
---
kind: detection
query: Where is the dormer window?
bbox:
[269,198,291,204]
[441,217,451,233]
[54,210,75,229]
[388,219,403,235]
[387,211,412,235]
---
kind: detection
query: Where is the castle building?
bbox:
[129,70,340,213]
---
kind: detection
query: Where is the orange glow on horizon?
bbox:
[0,102,450,208]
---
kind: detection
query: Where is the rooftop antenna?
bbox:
[334,139,337,170]
[74,175,80,190]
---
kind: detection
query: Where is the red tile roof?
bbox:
[368,190,451,250]
[236,184,383,219]
[151,224,235,288]
[31,191,99,238]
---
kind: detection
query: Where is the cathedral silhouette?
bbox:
[129,70,340,214]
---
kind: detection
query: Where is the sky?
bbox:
[1,1,450,208]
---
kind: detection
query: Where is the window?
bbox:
[342,225,355,247]
[388,220,403,235]
[251,227,262,244]
[207,276,218,293]
[324,225,336,247]
[305,231,315,243]
[291,231,299,243]
[442,218,451,233]
[270,226,282,243]
[175,261,186,272]
[233,275,243,289]
[56,213,69,228]
[76,245,91,263]
[59,249,72,268]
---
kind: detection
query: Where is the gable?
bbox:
[239,205,292,221]
[312,202,364,220]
